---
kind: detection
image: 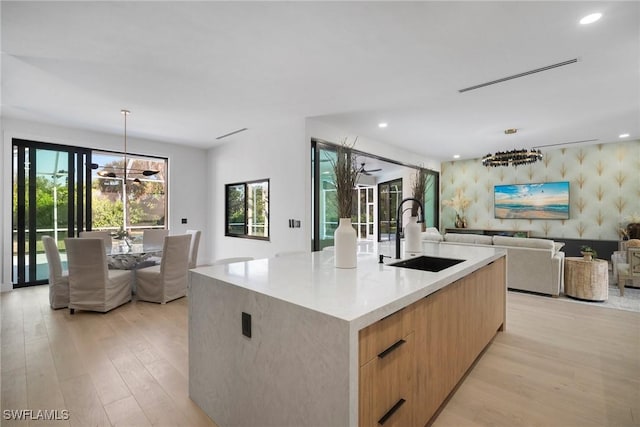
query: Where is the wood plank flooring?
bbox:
[2,286,638,426]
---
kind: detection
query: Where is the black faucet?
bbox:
[395,197,425,259]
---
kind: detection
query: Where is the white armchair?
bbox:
[42,236,69,309]
[136,234,191,303]
[617,247,640,297]
[65,238,132,314]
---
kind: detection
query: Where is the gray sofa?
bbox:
[422,232,565,296]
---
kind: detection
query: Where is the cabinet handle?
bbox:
[378,398,405,425]
[377,339,406,359]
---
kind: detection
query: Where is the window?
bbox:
[91,151,167,241]
[225,179,269,240]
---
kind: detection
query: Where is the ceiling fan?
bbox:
[358,162,382,176]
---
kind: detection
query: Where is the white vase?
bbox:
[405,216,422,254]
[334,218,357,269]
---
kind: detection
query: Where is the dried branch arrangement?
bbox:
[331,138,361,219]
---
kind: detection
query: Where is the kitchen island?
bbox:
[189,243,506,427]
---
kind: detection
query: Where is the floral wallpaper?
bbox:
[440,140,640,240]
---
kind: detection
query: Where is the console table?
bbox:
[564,257,608,302]
[445,228,530,237]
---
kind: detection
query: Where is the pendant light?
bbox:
[92,109,159,178]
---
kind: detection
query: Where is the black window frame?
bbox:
[225,178,270,241]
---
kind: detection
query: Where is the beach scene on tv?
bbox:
[494,182,570,219]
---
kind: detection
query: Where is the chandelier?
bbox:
[91,109,159,179]
[481,148,543,167]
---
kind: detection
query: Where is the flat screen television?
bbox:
[494,181,570,220]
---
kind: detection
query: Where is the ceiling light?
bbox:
[482,149,543,167]
[378,122,388,128]
[453,155,460,159]
[504,128,518,135]
[580,13,602,25]
[619,133,630,138]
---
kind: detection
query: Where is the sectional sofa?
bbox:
[422,232,565,296]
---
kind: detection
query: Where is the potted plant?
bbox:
[580,245,597,261]
[330,138,361,268]
[442,188,470,228]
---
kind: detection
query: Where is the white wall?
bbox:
[1,118,209,291]
[207,120,308,261]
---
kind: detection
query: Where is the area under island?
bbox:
[189,242,506,427]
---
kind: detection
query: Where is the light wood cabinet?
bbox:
[359,257,506,427]
[359,305,415,427]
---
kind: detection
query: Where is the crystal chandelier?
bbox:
[481,148,543,167]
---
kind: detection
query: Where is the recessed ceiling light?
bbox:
[619,133,630,138]
[378,122,388,128]
[453,154,460,159]
[580,13,602,25]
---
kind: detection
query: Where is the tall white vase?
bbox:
[334,218,357,269]
[405,216,422,254]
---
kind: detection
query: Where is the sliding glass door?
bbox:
[12,139,91,287]
[312,139,440,251]
[378,178,402,242]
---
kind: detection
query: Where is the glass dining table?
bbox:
[107,241,163,270]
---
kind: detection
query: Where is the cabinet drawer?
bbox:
[359,306,414,366]
[359,332,414,427]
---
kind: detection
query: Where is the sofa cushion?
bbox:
[493,235,555,250]
[444,233,493,245]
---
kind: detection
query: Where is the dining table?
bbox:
[107,241,163,270]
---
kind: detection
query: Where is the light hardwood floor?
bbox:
[1,286,638,426]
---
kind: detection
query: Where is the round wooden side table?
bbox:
[564,257,609,301]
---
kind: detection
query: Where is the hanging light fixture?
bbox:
[481,148,543,167]
[92,109,159,178]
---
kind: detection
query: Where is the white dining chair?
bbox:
[64,238,132,314]
[42,236,69,309]
[143,229,169,264]
[136,234,191,303]
[211,257,254,265]
[186,229,201,268]
[79,230,112,250]
[143,228,169,247]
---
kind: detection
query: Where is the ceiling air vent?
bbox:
[458,58,578,93]
[216,127,248,140]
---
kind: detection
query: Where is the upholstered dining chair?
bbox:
[617,247,640,297]
[64,238,132,314]
[143,229,169,264]
[42,236,69,309]
[186,229,201,269]
[79,230,112,250]
[136,234,191,303]
[143,228,169,247]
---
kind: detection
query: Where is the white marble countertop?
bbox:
[191,241,506,330]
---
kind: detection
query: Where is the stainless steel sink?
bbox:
[389,255,465,272]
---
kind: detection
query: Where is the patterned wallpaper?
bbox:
[440,140,640,240]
